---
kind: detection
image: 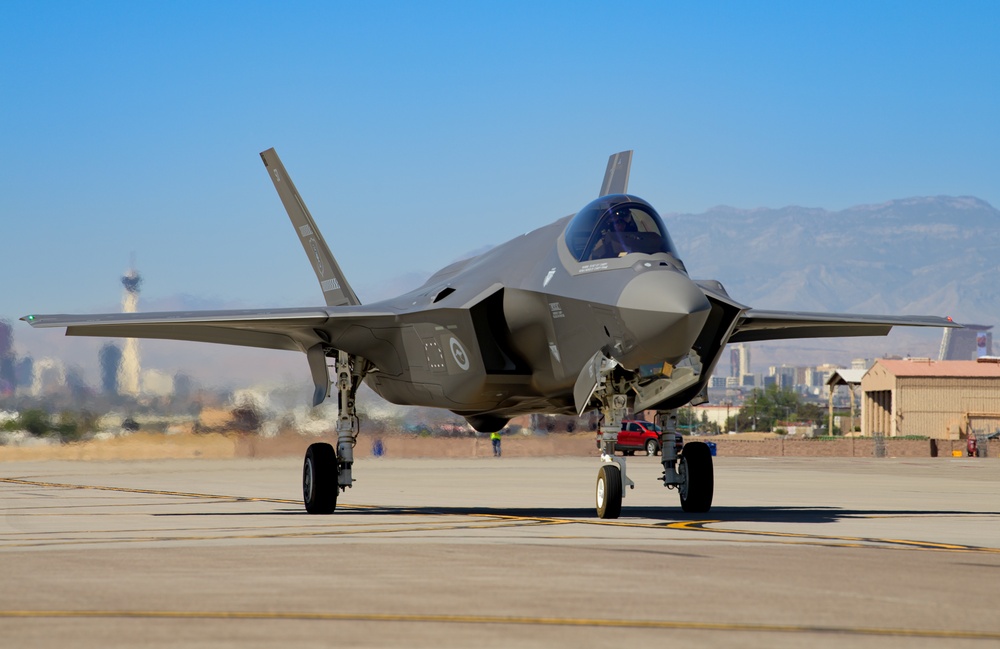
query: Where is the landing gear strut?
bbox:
[303,350,364,514]
[593,360,634,519]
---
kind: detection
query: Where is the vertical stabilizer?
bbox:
[260,148,361,307]
[600,150,633,197]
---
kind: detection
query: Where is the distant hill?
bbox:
[12,197,996,386]
[666,196,999,325]
[663,196,1000,368]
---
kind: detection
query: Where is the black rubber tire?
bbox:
[596,464,623,519]
[303,442,338,514]
[679,441,714,513]
[645,439,659,456]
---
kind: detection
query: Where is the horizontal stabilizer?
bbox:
[260,148,361,307]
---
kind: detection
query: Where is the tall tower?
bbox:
[737,344,752,379]
[118,259,142,396]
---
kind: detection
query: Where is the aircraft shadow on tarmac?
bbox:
[155,505,993,525]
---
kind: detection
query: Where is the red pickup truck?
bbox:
[597,420,683,456]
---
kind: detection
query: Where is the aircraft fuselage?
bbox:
[353,202,718,426]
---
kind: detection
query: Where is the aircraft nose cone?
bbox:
[615,270,712,366]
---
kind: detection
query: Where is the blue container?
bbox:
[706,441,717,456]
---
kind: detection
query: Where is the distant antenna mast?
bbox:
[118,253,142,396]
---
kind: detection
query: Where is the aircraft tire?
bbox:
[679,442,714,513]
[303,442,338,515]
[596,464,622,519]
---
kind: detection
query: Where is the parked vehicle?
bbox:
[596,420,683,456]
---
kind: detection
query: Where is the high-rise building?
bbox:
[99,343,122,394]
[15,357,33,391]
[737,344,752,379]
[0,320,14,393]
[118,262,142,396]
[939,325,993,361]
[32,358,66,396]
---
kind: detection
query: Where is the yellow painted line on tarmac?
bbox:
[666,520,1000,554]
[7,477,999,554]
[0,519,557,549]
[1,610,998,640]
[0,477,300,505]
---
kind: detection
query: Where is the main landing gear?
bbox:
[657,412,714,513]
[303,351,364,514]
[592,370,714,519]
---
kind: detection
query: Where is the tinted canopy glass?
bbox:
[565,195,678,262]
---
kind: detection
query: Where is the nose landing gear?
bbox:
[589,355,716,518]
[592,360,634,519]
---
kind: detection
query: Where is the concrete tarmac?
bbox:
[1,455,999,648]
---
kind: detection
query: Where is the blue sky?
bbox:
[2,1,997,380]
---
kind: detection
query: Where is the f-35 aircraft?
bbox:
[23,149,957,519]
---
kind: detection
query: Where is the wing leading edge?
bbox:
[22,307,400,367]
[22,307,403,407]
[729,309,959,343]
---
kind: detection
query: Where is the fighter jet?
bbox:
[22,149,957,519]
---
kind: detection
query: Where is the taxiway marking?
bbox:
[0,609,997,640]
[5,477,1000,555]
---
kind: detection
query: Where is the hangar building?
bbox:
[862,358,1000,440]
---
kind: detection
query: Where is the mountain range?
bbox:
[663,196,1000,369]
[9,196,996,388]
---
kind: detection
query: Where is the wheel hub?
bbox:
[677,456,689,500]
[303,458,315,502]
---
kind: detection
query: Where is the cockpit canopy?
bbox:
[564,194,679,262]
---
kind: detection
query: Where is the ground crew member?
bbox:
[491,431,502,457]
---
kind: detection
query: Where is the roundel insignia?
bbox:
[449,337,470,371]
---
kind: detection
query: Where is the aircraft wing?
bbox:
[24,308,326,350]
[21,307,402,405]
[729,309,959,343]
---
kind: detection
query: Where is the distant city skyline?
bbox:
[3,2,998,315]
[3,2,997,389]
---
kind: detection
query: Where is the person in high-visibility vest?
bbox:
[491,431,502,457]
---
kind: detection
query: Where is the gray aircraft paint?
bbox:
[23,150,957,430]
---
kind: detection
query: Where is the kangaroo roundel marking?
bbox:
[449,337,470,371]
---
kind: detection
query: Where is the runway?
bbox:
[2,455,999,647]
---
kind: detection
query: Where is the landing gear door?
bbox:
[574,350,617,416]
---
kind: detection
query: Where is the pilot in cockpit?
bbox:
[592,208,637,259]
